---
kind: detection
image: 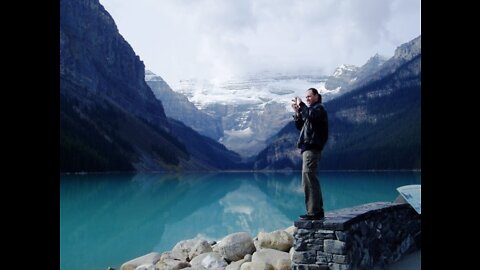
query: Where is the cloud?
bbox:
[100,0,420,84]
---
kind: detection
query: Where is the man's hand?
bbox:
[295,96,302,105]
[291,97,301,112]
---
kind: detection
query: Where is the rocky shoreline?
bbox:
[120,227,296,270]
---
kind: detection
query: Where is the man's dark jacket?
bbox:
[293,101,328,151]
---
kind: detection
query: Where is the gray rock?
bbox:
[189,240,213,260]
[182,267,207,270]
[172,238,212,262]
[323,240,346,255]
[189,252,227,269]
[292,250,317,264]
[121,252,162,270]
[155,258,190,270]
[213,232,256,262]
[225,254,252,270]
[135,264,156,270]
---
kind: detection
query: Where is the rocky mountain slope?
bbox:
[145,70,224,140]
[60,0,242,172]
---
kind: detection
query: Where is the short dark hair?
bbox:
[307,88,322,103]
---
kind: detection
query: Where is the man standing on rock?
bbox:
[291,88,329,220]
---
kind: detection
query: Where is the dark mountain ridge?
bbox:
[60,0,242,172]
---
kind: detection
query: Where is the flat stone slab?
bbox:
[295,202,408,230]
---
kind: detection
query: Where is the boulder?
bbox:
[225,254,252,270]
[155,258,190,270]
[135,264,156,270]
[181,267,207,270]
[120,252,162,270]
[213,232,256,262]
[256,230,293,252]
[189,252,227,269]
[252,249,291,270]
[283,226,296,237]
[240,261,273,270]
[189,240,213,260]
[172,238,212,261]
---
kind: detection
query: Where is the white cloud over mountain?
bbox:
[100,0,421,85]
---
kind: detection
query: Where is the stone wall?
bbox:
[291,202,421,270]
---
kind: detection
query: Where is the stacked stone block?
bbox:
[291,202,420,270]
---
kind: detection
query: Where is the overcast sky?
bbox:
[99,0,421,85]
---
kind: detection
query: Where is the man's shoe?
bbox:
[299,214,324,220]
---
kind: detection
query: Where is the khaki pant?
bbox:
[302,150,324,215]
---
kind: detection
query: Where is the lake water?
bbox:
[60,171,421,270]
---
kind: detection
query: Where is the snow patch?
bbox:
[224,128,254,138]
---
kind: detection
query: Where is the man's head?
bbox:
[305,88,321,106]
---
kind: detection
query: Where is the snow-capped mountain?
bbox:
[145,70,223,140]
[324,54,388,93]
[169,72,342,157]
[161,51,388,158]
[325,64,360,90]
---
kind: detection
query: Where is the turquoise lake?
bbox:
[60,171,421,270]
